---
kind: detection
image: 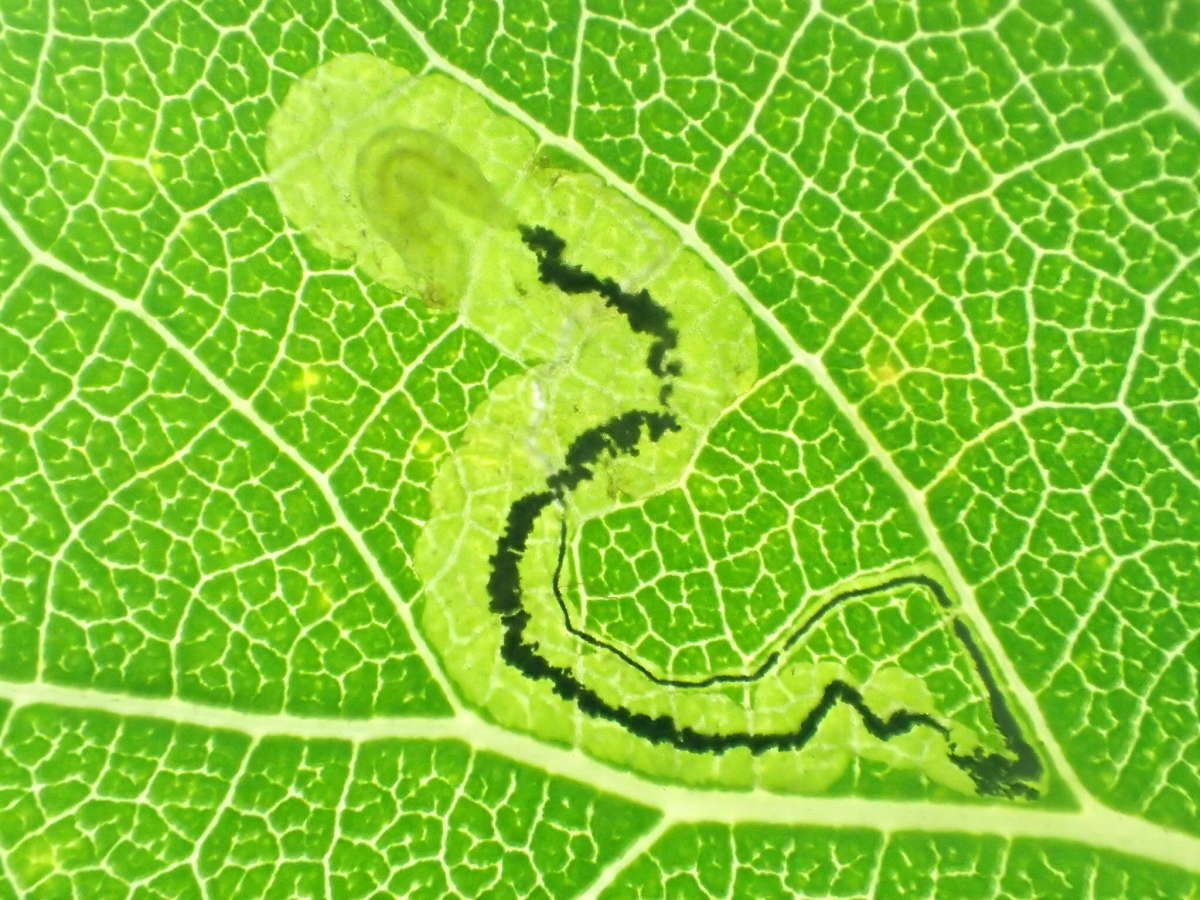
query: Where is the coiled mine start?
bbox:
[354,126,514,305]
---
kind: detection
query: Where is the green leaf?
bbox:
[1,0,1198,896]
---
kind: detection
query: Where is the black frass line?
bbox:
[479,224,1041,798]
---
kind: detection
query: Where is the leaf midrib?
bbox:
[1,674,1197,873]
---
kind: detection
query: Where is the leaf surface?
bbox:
[0,0,1198,895]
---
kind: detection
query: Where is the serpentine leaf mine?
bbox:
[266,53,1043,799]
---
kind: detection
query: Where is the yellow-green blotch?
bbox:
[265,53,531,309]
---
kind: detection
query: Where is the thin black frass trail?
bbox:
[483,223,1042,799]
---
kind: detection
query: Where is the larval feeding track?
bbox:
[486,223,1042,799]
[268,53,1046,798]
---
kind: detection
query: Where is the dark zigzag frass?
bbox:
[484,224,1042,798]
